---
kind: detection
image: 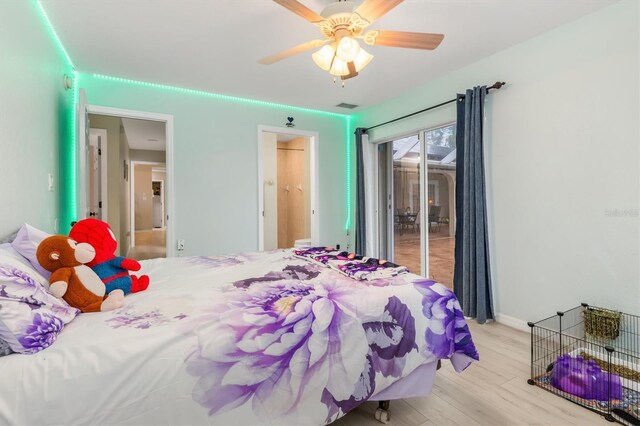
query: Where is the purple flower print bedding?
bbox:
[294,246,410,280]
[0,250,477,426]
[0,263,78,354]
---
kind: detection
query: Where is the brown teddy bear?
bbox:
[36,235,124,313]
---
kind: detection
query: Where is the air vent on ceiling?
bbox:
[336,103,359,109]
[147,138,159,142]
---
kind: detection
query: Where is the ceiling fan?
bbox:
[259,0,444,83]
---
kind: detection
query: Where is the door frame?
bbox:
[370,122,457,278]
[370,129,428,276]
[88,128,108,220]
[372,142,392,260]
[256,125,319,251]
[84,105,175,257]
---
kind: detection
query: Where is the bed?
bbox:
[0,246,478,425]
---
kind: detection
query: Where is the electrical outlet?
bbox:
[177,239,185,251]
[336,244,341,250]
[48,174,54,192]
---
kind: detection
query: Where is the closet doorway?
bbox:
[257,126,319,251]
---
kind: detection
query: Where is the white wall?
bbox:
[151,169,166,184]
[79,74,350,256]
[262,132,278,250]
[134,164,153,230]
[0,2,73,237]
[130,149,166,163]
[353,0,640,322]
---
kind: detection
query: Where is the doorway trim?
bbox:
[85,105,175,257]
[88,128,108,220]
[257,125,319,251]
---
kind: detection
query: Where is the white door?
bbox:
[88,134,103,219]
[76,89,90,221]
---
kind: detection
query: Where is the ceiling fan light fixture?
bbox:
[263,0,444,84]
[336,36,360,62]
[329,56,351,76]
[312,45,335,71]
[353,47,373,72]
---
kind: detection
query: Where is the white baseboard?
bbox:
[495,313,531,333]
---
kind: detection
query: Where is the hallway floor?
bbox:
[129,229,166,260]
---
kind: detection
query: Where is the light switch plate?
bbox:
[48,174,54,192]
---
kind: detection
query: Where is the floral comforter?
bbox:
[0,249,477,425]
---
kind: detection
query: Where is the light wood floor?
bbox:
[128,229,166,260]
[337,321,607,426]
[394,225,455,288]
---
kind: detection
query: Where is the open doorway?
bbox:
[258,126,319,250]
[130,159,166,260]
[86,106,173,260]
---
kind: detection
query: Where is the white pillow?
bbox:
[10,224,52,279]
[0,244,48,288]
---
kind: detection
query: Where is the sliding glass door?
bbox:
[377,134,424,275]
[425,124,456,288]
[376,124,456,287]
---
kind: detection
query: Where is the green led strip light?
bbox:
[32,0,354,236]
[34,0,76,233]
[35,1,75,69]
[58,71,78,234]
[68,71,79,227]
[93,74,347,119]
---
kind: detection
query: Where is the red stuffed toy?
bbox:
[69,218,150,295]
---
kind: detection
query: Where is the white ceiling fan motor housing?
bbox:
[320,1,355,19]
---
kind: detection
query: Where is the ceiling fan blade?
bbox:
[273,0,325,23]
[354,0,404,25]
[363,30,444,50]
[258,39,329,65]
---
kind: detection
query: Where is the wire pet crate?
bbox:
[528,303,640,425]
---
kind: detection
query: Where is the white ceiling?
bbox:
[41,0,615,112]
[121,118,166,151]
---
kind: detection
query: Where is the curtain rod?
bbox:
[363,81,506,132]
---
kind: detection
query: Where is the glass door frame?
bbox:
[371,121,456,278]
[373,141,394,262]
[371,131,428,276]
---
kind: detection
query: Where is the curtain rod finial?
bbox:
[492,81,506,89]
